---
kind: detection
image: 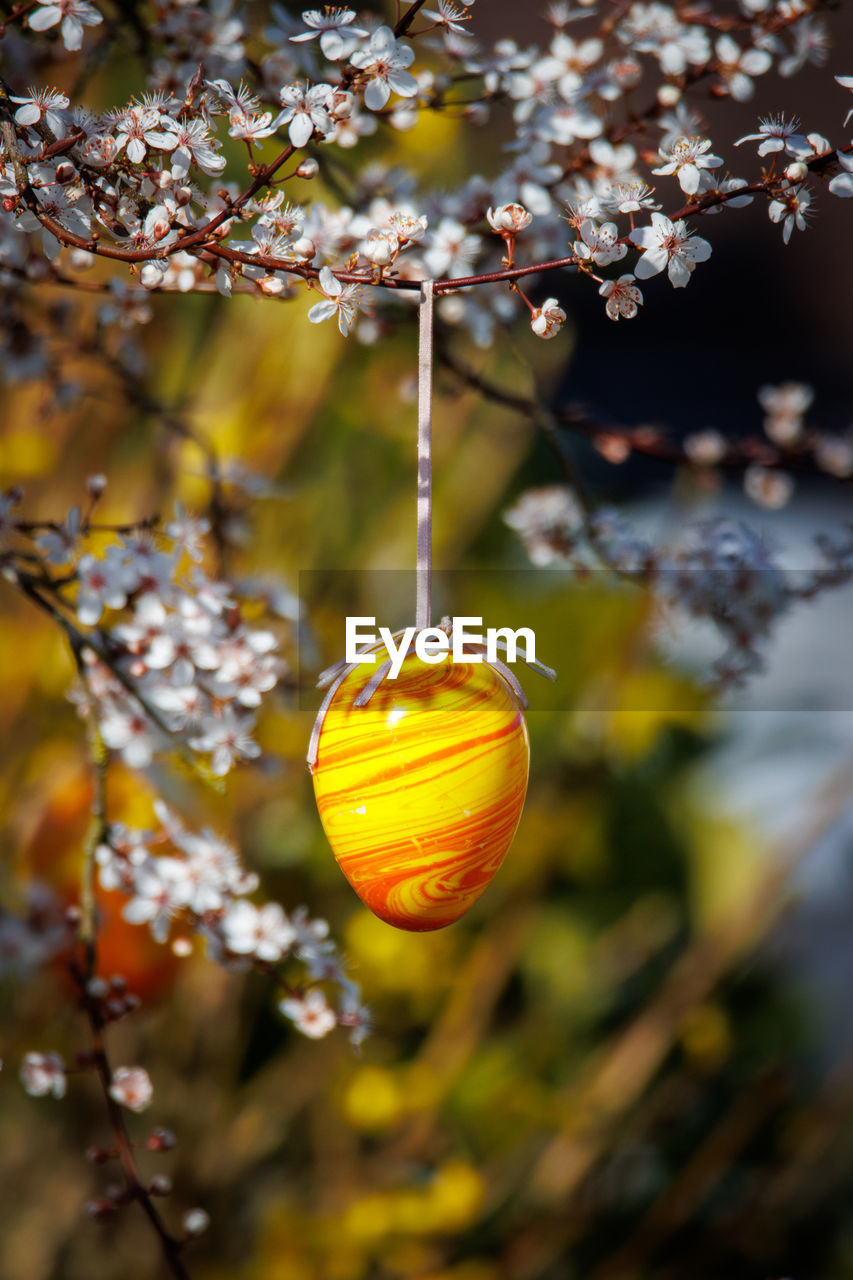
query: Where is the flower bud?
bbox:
[290,236,316,260]
[744,465,794,510]
[684,430,726,466]
[657,84,681,106]
[86,1199,115,1220]
[183,1208,210,1236]
[148,1126,177,1151]
[86,1147,114,1164]
[530,299,567,340]
[70,248,95,270]
[55,162,76,185]
[85,1144,117,1165]
[785,161,808,182]
[295,158,319,179]
[464,103,489,125]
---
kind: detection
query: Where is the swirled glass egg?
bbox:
[310,654,530,931]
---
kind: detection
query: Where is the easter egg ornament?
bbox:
[308,283,555,932]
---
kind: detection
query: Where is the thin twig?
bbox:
[72,971,191,1280]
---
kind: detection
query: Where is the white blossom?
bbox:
[35,507,82,566]
[362,227,400,266]
[828,152,853,199]
[486,203,533,233]
[599,273,643,320]
[602,178,660,215]
[768,182,811,243]
[164,120,227,177]
[20,1052,66,1099]
[619,3,710,76]
[289,7,367,60]
[12,88,70,136]
[744,465,794,509]
[278,82,334,148]
[714,34,771,101]
[652,136,722,194]
[166,505,211,562]
[28,0,102,50]
[836,73,853,126]
[735,114,807,156]
[684,429,726,465]
[779,15,829,77]
[123,858,189,942]
[387,211,428,243]
[422,217,480,278]
[111,105,177,165]
[280,989,337,1038]
[307,266,363,334]
[221,899,296,961]
[630,212,711,287]
[349,25,418,111]
[758,381,812,443]
[183,1209,211,1236]
[109,1066,153,1112]
[573,218,627,266]
[504,486,585,565]
[76,547,136,625]
[228,111,281,141]
[530,298,567,339]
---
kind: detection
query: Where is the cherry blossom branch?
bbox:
[554,1,821,186]
[7,566,223,788]
[394,0,430,38]
[441,348,853,485]
[12,138,847,301]
[0,0,38,36]
[77,667,108,976]
[71,968,191,1280]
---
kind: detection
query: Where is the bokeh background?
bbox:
[2,1,853,1277]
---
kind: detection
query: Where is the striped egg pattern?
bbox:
[311,654,530,931]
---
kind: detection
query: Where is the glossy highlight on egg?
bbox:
[310,654,530,931]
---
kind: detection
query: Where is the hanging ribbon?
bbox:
[416,279,434,632]
[306,279,555,770]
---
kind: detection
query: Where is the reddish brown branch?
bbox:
[74,971,191,1280]
[394,0,429,37]
[440,348,853,484]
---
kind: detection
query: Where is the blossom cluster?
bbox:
[1,482,369,1047]
[96,801,369,1043]
[1,493,285,776]
[1,0,852,375]
[505,465,853,684]
[496,378,853,527]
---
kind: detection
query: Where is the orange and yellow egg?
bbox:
[310,654,529,931]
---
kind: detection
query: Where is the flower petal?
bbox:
[28,5,60,29]
[363,77,391,111]
[288,112,313,147]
